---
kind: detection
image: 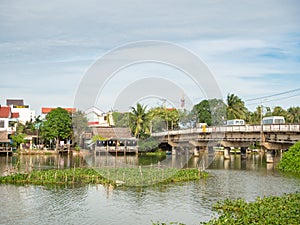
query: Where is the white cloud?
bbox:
[0,0,299,113]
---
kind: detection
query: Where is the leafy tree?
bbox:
[247,106,263,124]
[286,106,300,123]
[11,133,25,149]
[178,109,197,128]
[40,107,72,150]
[272,106,287,117]
[192,99,226,126]
[278,141,300,172]
[130,103,151,139]
[72,110,89,147]
[112,111,130,127]
[193,99,212,125]
[148,107,180,131]
[226,93,248,120]
[209,99,227,125]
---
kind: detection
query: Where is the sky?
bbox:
[0,0,300,115]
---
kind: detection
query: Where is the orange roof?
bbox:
[42,107,76,114]
[0,106,11,118]
[11,112,19,118]
[166,108,177,111]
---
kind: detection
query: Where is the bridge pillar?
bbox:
[172,147,176,155]
[266,150,274,163]
[241,147,247,159]
[193,148,199,157]
[224,147,230,160]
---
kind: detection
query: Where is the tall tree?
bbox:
[130,103,150,139]
[247,106,262,124]
[272,106,287,117]
[226,93,248,120]
[40,107,72,150]
[112,111,130,127]
[72,110,89,147]
[286,106,300,123]
[148,107,180,131]
[192,98,226,126]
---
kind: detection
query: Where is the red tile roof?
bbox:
[11,112,19,118]
[0,106,11,118]
[42,107,76,114]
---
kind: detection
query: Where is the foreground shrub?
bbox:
[278,141,300,172]
[203,192,300,225]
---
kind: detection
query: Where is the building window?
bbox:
[9,121,16,127]
[104,116,107,121]
[0,120,4,128]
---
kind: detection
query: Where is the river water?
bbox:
[0,152,299,225]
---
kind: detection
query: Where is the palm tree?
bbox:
[272,106,287,117]
[286,106,300,123]
[226,93,248,120]
[130,103,150,139]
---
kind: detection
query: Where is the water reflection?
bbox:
[0,151,283,176]
[1,151,300,225]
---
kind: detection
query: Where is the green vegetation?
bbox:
[0,167,206,187]
[203,192,300,225]
[226,93,248,120]
[278,141,300,172]
[72,110,89,146]
[192,99,226,126]
[112,111,130,127]
[91,134,107,142]
[40,107,72,149]
[148,106,180,131]
[130,103,151,139]
[138,137,160,152]
[152,192,300,225]
[11,133,25,148]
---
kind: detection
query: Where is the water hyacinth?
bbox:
[0,167,207,187]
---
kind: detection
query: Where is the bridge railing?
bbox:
[151,124,300,137]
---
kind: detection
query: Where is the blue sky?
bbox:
[0,0,299,114]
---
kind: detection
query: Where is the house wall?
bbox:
[0,118,9,132]
[10,107,35,124]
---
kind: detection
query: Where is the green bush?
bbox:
[203,192,300,225]
[278,141,300,172]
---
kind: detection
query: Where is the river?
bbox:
[0,152,299,225]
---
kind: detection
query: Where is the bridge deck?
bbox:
[152,124,300,150]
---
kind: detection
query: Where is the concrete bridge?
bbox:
[152,124,300,162]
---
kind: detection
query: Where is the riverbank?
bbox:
[0,167,207,187]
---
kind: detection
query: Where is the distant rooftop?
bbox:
[92,127,132,139]
[6,99,24,106]
[0,106,11,118]
[41,107,76,114]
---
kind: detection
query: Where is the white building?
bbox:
[0,106,19,134]
[85,107,114,127]
[6,99,35,124]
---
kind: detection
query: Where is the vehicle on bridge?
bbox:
[226,119,245,126]
[262,116,285,125]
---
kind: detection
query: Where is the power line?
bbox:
[245,88,300,102]
[263,93,300,103]
[246,93,300,106]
